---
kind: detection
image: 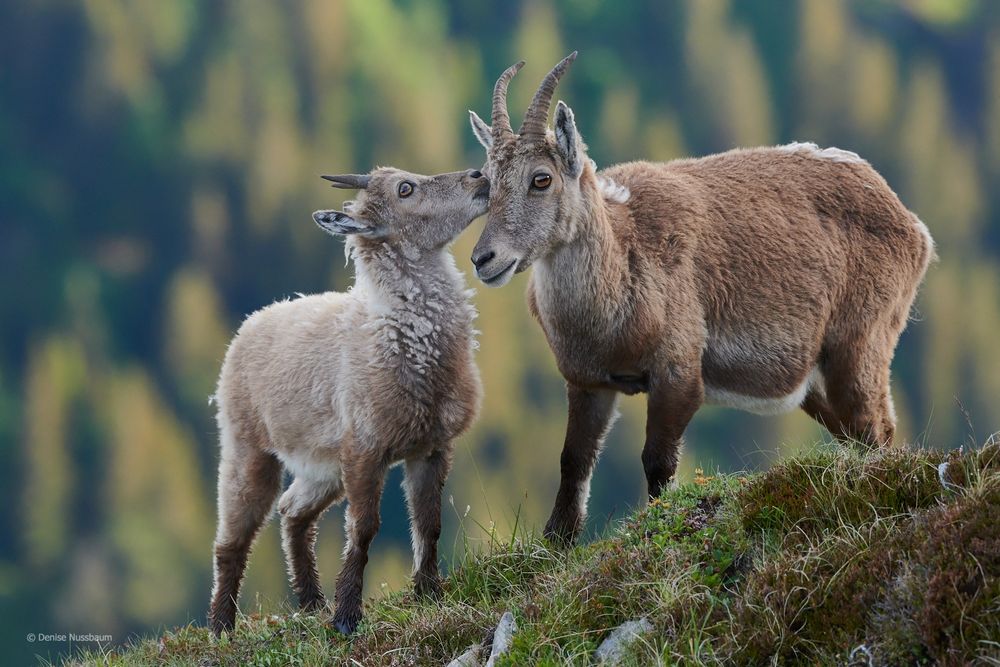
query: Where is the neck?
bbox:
[351,238,452,300]
[350,237,475,370]
[534,165,629,320]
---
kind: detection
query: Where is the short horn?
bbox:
[518,51,577,139]
[491,60,525,141]
[321,174,371,189]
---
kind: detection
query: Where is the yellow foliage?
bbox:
[512,2,566,116]
[900,63,982,251]
[104,368,213,623]
[164,267,231,405]
[685,0,774,146]
[23,337,85,568]
[849,36,898,137]
[598,84,641,161]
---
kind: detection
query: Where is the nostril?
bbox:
[469,170,483,179]
[472,250,495,270]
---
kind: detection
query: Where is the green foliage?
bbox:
[446,539,563,607]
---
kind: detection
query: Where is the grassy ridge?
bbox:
[68,442,1000,666]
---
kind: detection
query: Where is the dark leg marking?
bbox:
[642,368,702,499]
[403,449,452,598]
[543,385,619,546]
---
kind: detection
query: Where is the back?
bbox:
[602,145,924,328]
[218,291,359,450]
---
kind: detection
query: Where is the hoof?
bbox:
[542,520,579,548]
[298,594,328,613]
[208,612,235,638]
[332,615,360,635]
[414,572,443,600]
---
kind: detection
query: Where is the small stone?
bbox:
[937,461,960,491]
[485,611,517,667]
[848,644,874,667]
[592,618,653,664]
[446,643,482,667]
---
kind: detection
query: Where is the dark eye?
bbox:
[532,173,552,190]
[398,181,414,198]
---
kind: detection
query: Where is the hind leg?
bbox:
[209,428,282,635]
[278,473,344,612]
[802,387,840,436]
[814,340,896,447]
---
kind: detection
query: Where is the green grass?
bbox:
[66,441,1000,666]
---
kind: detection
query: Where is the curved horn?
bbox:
[518,51,577,140]
[491,60,525,141]
[321,174,371,189]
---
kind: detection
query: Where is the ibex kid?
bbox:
[209,167,488,634]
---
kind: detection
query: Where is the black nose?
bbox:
[471,250,495,270]
[468,169,483,179]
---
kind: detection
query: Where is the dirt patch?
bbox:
[683,495,722,533]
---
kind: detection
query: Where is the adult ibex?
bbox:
[469,53,934,545]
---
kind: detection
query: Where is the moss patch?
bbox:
[737,446,947,538]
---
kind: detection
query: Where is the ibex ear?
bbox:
[554,101,582,178]
[469,110,493,150]
[312,210,381,238]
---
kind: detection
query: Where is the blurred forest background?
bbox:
[2,0,999,661]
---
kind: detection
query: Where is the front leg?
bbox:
[642,365,703,499]
[403,449,452,598]
[332,452,387,635]
[543,384,619,546]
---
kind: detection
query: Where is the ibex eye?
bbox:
[532,173,552,190]
[398,181,414,198]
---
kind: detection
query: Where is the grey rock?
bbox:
[446,643,482,667]
[592,618,653,664]
[848,644,874,667]
[484,611,517,667]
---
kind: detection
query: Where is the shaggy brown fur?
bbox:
[470,53,934,545]
[208,168,487,635]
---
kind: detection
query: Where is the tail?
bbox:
[912,214,937,276]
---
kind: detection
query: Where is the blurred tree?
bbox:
[103,368,212,624]
[23,337,83,569]
[163,268,230,409]
[685,0,774,147]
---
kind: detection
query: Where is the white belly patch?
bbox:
[704,367,825,416]
[275,449,343,484]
